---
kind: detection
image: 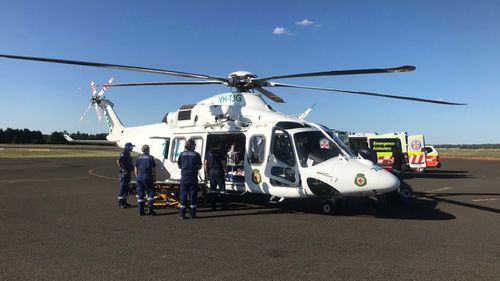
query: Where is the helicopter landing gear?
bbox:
[320,199,337,215]
[399,186,413,200]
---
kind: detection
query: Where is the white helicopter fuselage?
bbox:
[101,92,399,200]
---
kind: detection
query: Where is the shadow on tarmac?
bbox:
[177,192,457,221]
[414,192,500,215]
[404,169,472,179]
[148,188,500,220]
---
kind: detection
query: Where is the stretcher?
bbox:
[128,180,207,208]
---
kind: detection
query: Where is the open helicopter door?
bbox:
[407,134,426,171]
[264,128,300,187]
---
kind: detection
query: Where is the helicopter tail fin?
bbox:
[99,99,124,134]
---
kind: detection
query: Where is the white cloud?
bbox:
[295,19,314,26]
[273,27,289,35]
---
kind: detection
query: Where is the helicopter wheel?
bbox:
[320,199,336,215]
[399,187,413,201]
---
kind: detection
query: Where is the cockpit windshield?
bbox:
[317,124,355,157]
[325,130,355,157]
[294,131,352,167]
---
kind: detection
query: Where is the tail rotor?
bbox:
[80,78,114,122]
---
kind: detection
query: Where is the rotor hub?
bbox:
[91,96,100,104]
[228,71,257,91]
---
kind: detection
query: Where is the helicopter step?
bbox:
[268,196,285,204]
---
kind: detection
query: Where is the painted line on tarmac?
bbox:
[427,186,453,193]
[472,198,498,202]
[88,168,118,181]
[0,176,87,184]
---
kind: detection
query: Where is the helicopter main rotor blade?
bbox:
[268,82,466,105]
[0,54,228,82]
[253,65,416,83]
[107,80,226,87]
[254,86,285,103]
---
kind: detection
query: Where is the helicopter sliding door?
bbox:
[206,133,246,188]
[265,128,300,187]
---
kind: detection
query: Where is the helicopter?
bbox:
[0,54,465,214]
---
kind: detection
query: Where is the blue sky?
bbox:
[0,0,499,144]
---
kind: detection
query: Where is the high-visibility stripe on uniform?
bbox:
[137,199,144,203]
[117,196,125,200]
[190,205,197,208]
[147,197,154,201]
[179,205,186,209]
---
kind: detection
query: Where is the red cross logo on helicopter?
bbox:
[319,138,330,149]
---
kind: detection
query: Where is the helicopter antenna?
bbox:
[298,103,317,120]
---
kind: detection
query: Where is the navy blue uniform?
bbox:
[117,151,134,206]
[178,150,202,218]
[206,149,226,209]
[135,154,156,215]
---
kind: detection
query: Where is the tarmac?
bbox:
[1,157,499,281]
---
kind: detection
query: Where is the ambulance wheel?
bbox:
[320,200,336,215]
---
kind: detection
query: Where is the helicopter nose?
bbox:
[331,158,400,196]
[371,168,400,194]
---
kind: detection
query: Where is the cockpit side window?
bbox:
[294,131,341,167]
[272,132,296,167]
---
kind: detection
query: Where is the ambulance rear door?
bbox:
[407,134,426,170]
[367,136,400,170]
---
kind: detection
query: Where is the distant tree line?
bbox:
[434,144,500,149]
[0,128,107,144]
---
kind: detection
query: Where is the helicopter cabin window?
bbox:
[171,137,186,162]
[163,138,170,159]
[249,135,265,165]
[294,131,341,167]
[189,137,204,156]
